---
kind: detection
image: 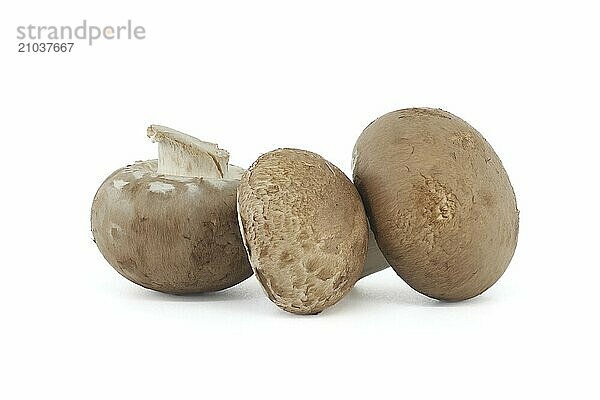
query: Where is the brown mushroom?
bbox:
[91,125,252,294]
[237,148,368,314]
[352,108,519,301]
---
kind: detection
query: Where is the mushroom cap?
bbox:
[237,149,368,314]
[91,160,252,294]
[352,108,519,301]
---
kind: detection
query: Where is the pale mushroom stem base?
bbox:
[147,124,230,179]
[361,228,389,278]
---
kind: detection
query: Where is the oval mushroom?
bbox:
[91,125,253,294]
[237,148,368,314]
[352,108,519,301]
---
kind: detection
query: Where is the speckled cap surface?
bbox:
[237,149,368,314]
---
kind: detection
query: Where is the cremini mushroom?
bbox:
[91,125,252,294]
[237,148,368,314]
[352,108,519,301]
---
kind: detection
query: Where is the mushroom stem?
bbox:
[361,228,390,278]
[147,125,230,179]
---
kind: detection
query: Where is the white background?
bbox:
[1,1,598,399]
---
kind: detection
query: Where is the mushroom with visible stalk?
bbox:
[237,148,368,315]
[91,125,253,294]
[352,108,519,301]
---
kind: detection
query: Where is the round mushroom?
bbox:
[352,108,519,301]
[91,125,253,294]
[237,148,368,314]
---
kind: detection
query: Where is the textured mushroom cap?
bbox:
[91,160,252,294]
[237,149,368,314]
[352,108,519,301]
